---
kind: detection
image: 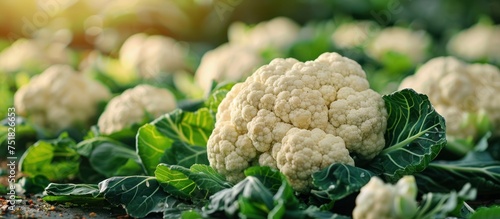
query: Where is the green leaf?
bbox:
[137,108,214,175]
[19,133,80,181]
[244,166,285,193]
[413,183,476,219]
[415,151,500,195]
[367,89,446,182]
[205,82,236,114]
[470,205,500,219]
[188,164,232,195]
[311,163,375,201]
[98,176,167,218]
[155,164,208,200]
[76,137,143,177]
[161,141,209,168]
[16,175,51,194]
[44,183,100,196]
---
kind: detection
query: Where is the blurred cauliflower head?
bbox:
[98,84,176,135]
[195,43,264,93]
[399,57,500,139]
[353,176,418,219]
[14,65,111,132]
[119,33,189,79]
[447,23,500,63]
[366,27,431,64]
[331,21,379,49]
[207,52,388,191]
[228,17,300,51]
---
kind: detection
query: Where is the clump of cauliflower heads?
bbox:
[98,84,176,135]
[14,65,111,132]
[207,52,388,192]
[399,57,500,142]
[353,176,418,219]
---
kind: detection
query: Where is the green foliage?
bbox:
[155,164,208,200]
[415,152,500,195]
[367,89,446,182]
[311,164,375,201]
[470,205,500,219]
[19,133,80,181]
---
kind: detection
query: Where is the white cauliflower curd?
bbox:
[119,33,188,79]
[399,57,500,140]
[14,65,111,132]
[207,52,388,192]
[447,23,500,63]
[97,84,176,135]
[353,176,418,219]
[331,21,379,49]
[366,27,431,64]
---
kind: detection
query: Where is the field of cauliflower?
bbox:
[1,0,500,218]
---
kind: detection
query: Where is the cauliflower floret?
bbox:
[228,17,300,51]
[207,52,388,191]
[447,23,500,63]
[97,84,176,135]
[399,57,500,139]
[353,176,418,219]
[366,27,431,64]
[331,21,379,49]
[119,33,188,79]
[14,65,111,132]
[194,43,264,94]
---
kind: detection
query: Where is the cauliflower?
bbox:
[353,176,418,219]
[98,84,176,135]
[119,33,188,79]
[14,65,111,132]
[194,43,264,93]
[331,21,379,49]
[207,52,388,191]
[228,17,300,51]
[447,23,500,63]
[366,27,431,64]
[399,57,500,140]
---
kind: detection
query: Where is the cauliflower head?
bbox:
[447,23,500,63]
[399,57,500,139]
[207,52,388,191]
[98,84,176,135]
[331,21,379,49]
[194,43,264,93]
[119,33,188,79]
[353,176,418,219]
[228,17,300,51]
[14,65,111,132]
[366,27,431,64]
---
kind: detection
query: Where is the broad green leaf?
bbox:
[311,163,374,201]
[44,183,100,196]
[367,89,446,182]
[16,175,51,194]
[470,205,500,219]
[98,176,167,218]
[76,137,143,177]
[137,108,214,175]
[19,133,80,181]
[161,141,209,168]
[155,164,207,200]
[188,164,232,195]
[415,152,500,195]
[244,166,284,193]
[205,81,236,114]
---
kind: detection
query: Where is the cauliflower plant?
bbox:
[119,33,189,79]
[228,17,300,51]
[98,84,176,135]
[353,176,418,219]
[207,52,388,192]
[194,43,264,93]
[14,65,111,132]
[366,27,431,64]
[447,23,500,63]
[331,21,379,49]
[399,57,500,140]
